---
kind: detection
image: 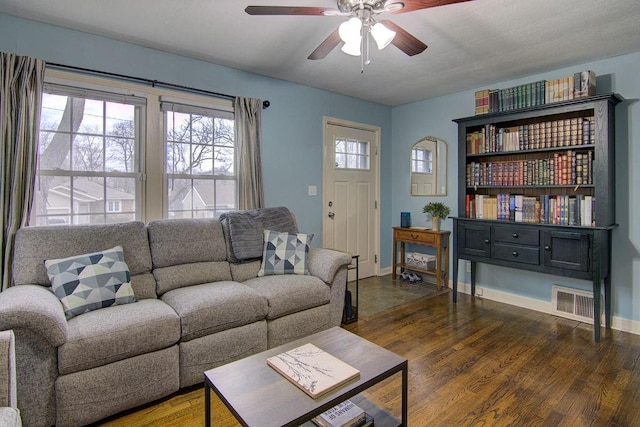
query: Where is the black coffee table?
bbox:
[204,326,408,426]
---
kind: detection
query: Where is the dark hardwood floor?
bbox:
[100,276,640,426]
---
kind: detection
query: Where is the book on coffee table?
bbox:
[266,343,360,398]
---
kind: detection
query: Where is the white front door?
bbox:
[323,118,379,279]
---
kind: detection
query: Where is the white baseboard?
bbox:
[452,281,640,336]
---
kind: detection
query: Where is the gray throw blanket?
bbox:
[220,207,298,262]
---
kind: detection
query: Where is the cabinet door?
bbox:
[542,230,590,271]
[457,222,491,258]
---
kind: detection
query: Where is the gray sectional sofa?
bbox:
[0,208,352,426]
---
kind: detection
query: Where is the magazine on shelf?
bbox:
[312,400,367,427]
[266,343,360,398]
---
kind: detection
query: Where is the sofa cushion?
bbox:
[220,207,298,262]
[161,282,268,342]
[58,299,180,375]
[243,275,330,320]
[13,221,152,287]
[153,261,232,296]
[258,230,312,276]
[45,246,136,320]
[147,218,228,268]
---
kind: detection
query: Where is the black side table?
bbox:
[342,255,359,324]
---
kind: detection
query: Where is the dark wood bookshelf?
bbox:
[452,93,622,342]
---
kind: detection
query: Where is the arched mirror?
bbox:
[410,136,447,196]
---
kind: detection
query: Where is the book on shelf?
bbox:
[473,71,596,115]
[312,400,368,427]
[466,193,597,226]
[266,343,360,399]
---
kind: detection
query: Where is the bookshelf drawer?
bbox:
[492,243,539,265]
[493,226,539,246]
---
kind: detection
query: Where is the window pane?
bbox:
[167,142,191,174]
[77,99,104,134]
[31,175,71,226]
[106,177,136,221]
[167,178,192,218]
[215,119,235,146]
[105,102,134,137]
[192,180,215,218]
[40,94,69,132]
[216,180,236,213]
[72,134,104,171]
[106,137,135,172]
[214,146,234,175]
[192,116,213,145]
[191,144,214,175]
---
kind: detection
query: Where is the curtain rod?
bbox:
[46,62,270,109]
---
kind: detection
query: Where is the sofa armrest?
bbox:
[307,248,352,284]
[0,285,68,348]
[0,330,17,408]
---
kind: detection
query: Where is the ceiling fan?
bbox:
[245,0,473,66]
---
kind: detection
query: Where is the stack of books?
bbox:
[465,193,596,226]
[474,70,596,115]
[312,400,374,427]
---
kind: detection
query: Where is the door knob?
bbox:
[328,212,335,219]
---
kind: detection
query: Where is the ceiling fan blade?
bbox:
[380,20,428,56]
[308,28,341,60]
[389,0,473,13]
[245,6,334,16]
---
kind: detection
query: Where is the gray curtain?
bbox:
[234,97,264,210]
[0,53,45,291]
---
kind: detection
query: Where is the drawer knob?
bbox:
[512,251,519,257]
[411,234,419,239]
[512,233,519,238]
[544,245,551,251]
[484,239,490,244]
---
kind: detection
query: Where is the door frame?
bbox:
[322,116,381,277]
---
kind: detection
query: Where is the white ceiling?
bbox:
[1,0,639,106]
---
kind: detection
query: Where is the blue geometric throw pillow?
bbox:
[45,246,136,319]
[258,230,313,276]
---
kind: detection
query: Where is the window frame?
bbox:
[34,69,236,225]
[161,97,237,219]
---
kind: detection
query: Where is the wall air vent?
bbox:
[552,285,597,322]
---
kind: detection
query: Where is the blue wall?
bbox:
[391,52,640,322]
[2,13,638,323]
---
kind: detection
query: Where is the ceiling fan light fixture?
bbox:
[371,22,395,50]
[338,16,362,43]
[341,37,362,56]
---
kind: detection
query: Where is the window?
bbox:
[32,84,143,226]
[107,200,122,213]
[31,71,238,227]
[335,138,370,170]
[411,147,433,174]
[162,101,236,219]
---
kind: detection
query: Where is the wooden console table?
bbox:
[392,227,451,290]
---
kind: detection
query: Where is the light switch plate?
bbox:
[308,185,317,196]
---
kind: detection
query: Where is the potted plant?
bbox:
[423,201,450,231]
